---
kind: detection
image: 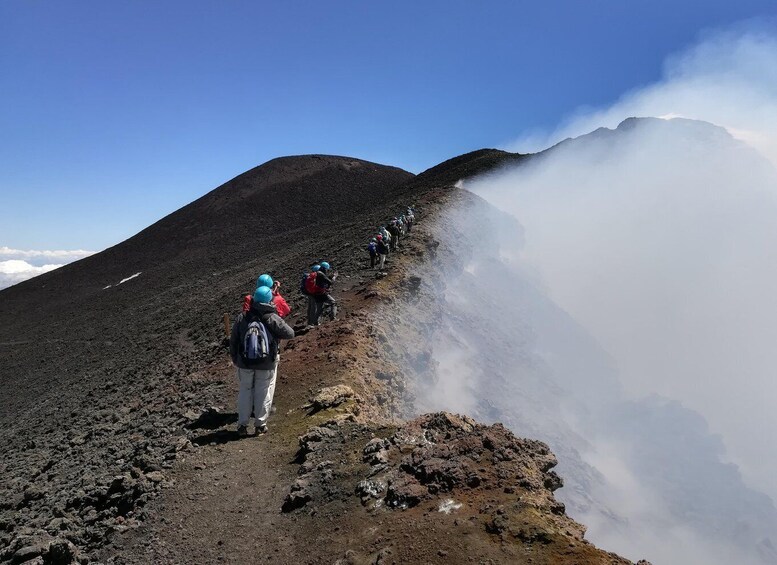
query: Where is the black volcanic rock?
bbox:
[0,155,415,558]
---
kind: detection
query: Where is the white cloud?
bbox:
[0,247,96,290]
[0,246,94,262]
[0,260,64,290]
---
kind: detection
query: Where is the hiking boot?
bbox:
[237,425,248,437]
[256,424,268,434]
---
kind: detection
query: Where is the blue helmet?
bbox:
[319,261,331,271]
[256,273,273,289]
[312,264,321,272]
[253,286,273,304]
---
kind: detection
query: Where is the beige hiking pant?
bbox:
[236,364,278,427]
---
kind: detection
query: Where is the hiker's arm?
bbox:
[266,314,295,340]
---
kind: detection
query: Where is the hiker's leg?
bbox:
[236,368,254,427]
[379,254,385,269]
[324,294,337,320]
[307,297,315,325]
[253,365,277,427]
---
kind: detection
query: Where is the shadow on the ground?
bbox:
[186,409,237,430]
[191,429,245,445]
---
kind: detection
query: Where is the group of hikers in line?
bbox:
[228,206,416,437]
[366,207,415,270]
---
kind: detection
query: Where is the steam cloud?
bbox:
[513,23,777,167]
[420,24,777,565]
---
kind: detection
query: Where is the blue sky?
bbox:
[1,0,776,253]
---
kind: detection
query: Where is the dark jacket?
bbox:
[387,224,400,239]
[376,240,389,254]
[315,271,335,292]
[230,302,294,370]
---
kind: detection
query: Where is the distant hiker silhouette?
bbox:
[376,235,388,270]
[304,263,322,325]
[367,238,378,269]
[387,221,400,251]
[379,226,391,251]
[308,261,337,325]
[230,285,294,437]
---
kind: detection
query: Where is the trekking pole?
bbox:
[223,313,230,338]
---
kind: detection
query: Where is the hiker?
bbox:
[271,280,290,318]
[379,225,391,249]
[376,235,389,270]
[243,273,274,313]
[310,261,337,325]
[229,285,294,437]
[304,264,321,325]
[405,208,414,232]
[387,221,400,251]
[367,238,378,268]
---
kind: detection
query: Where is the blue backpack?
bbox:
[367,242,377,255]
[240,316,275,366]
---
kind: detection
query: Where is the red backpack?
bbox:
[304,271,321,295]
[242,294,253,313]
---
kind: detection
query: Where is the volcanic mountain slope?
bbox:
[0,152,637,563]
[0,155,413,419]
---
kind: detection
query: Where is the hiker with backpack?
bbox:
[306,261,337,325]
[387,221,400,251]
[303,264,321,325]
[379,226,391,249]
[229,285,294,437]
[367,238,378,269]
[406,207,415,232]
[376,235,389,270]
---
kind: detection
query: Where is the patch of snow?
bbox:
[118,272,141,285]
[438,499,462,514]
[102,285,112,290]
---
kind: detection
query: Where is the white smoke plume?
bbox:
[432,23,777,565]
[512,22,777,167]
